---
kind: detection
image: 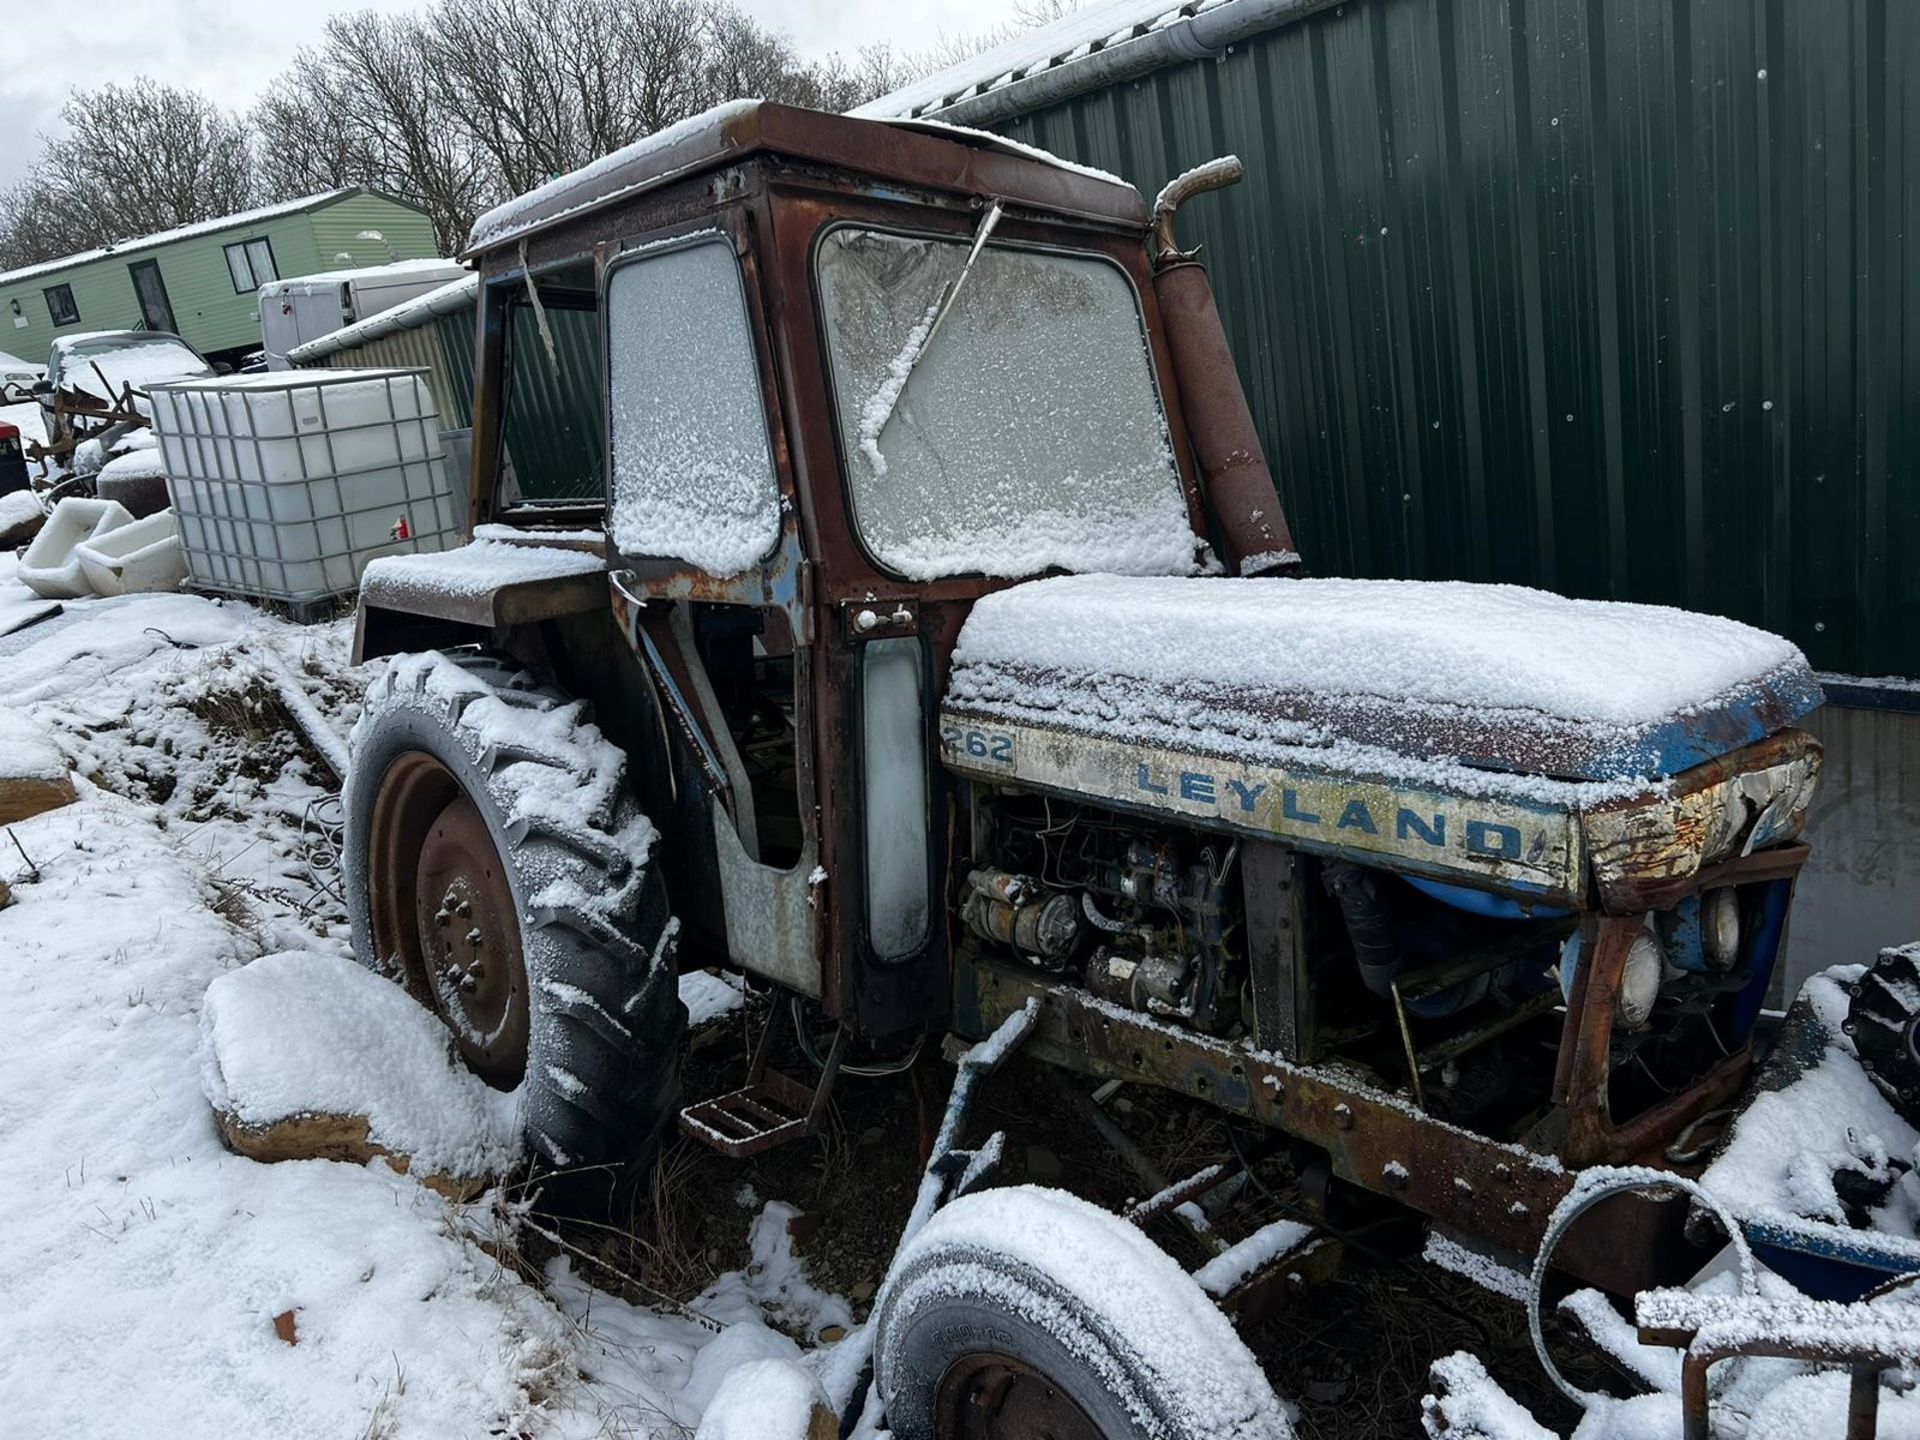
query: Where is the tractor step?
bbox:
[679,1007,847,1157]
[680,1070,820,1156]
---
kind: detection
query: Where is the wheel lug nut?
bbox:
[466,927,484,948]
[434,908,452,928]
[459,974,478,993]
[456,899,472,918]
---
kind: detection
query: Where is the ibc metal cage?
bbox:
[148,367,460,608]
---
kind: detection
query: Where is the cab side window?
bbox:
[604,239,779,576]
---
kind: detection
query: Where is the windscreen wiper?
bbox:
[863,200,1004,462]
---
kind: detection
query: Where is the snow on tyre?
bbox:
[344,649,685,1177]
[874,1185,1293,1440]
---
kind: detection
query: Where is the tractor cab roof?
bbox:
[461,99,1149,261]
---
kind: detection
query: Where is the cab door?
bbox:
[600,225,823,998]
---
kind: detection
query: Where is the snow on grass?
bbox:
[0,581,862,1437]
[0,554,60,639]
[0,704,65,779]
[0,796,577,1437]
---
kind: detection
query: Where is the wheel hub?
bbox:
[413,790,526,1084]
[366,750,529,1090]
[933,1353,1104,1440]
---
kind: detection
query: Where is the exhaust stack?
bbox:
[1151,157,1302,577]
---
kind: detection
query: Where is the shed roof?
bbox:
[0,188,417,290]
[853,0,1322,126]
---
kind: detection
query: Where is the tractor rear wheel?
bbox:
[874,1186,1290,1440]
[1847,946,1920,1126]
[344,649,685,1179]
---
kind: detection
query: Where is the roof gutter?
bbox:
[903,0,1341,128]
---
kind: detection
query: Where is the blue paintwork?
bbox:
[1593,666,1825,780]
[1744,1218,1920,1303]
[1402,874,1572,920]
[1731,879,1793,1045]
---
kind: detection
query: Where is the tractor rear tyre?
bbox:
[344,649,685,1181]
[874,1186,1291,1440]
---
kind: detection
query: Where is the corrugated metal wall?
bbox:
[316,324,466,425]
[994,0,1919,677]
[501,305,601,501]
[309,298,600,503]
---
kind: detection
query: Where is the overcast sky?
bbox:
[0,0,1029,187]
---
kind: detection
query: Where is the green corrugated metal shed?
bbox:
[866,0,1920,678]
[0,189,439,363]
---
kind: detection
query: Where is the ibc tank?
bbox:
[148,368,458,606]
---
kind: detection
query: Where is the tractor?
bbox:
[343,101,1825,1438]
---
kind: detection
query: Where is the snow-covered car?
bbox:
[36,330,215,445]
[0,348,45,391]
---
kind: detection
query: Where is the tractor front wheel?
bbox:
[874,1185,1291,1440]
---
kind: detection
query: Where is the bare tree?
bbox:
[901,0,1088,84]
[0,81,255,267]
[253,0,923,251]
[0,0,1059,273]
[252,56,386,201]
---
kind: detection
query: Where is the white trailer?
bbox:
[257,260,468,370]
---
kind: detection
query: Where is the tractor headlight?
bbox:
[1701,887,1741,971]
[1558,922,1666,1031]
[1618,925,1664,1030]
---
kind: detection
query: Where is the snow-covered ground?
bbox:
[0,584,845,1438]
[2,564,1917,1439]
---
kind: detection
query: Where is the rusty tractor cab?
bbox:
[347,101,1823,1434]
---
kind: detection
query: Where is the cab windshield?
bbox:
[815,226,1195,581]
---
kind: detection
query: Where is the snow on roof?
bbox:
[882,115,1127,186]
[260,258,463,293]
[0,188,365,289]
[285,272,478,363]
[467,100,760,253]
[854,0,1212,120]
[854,0,1303,125]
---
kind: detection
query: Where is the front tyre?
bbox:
[344,649,685,1178]
[874,1186,1292,1440]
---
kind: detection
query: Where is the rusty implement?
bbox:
[25,375,150,475]
[1637,1287,1920,1440]
[952,962,1707,1294]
